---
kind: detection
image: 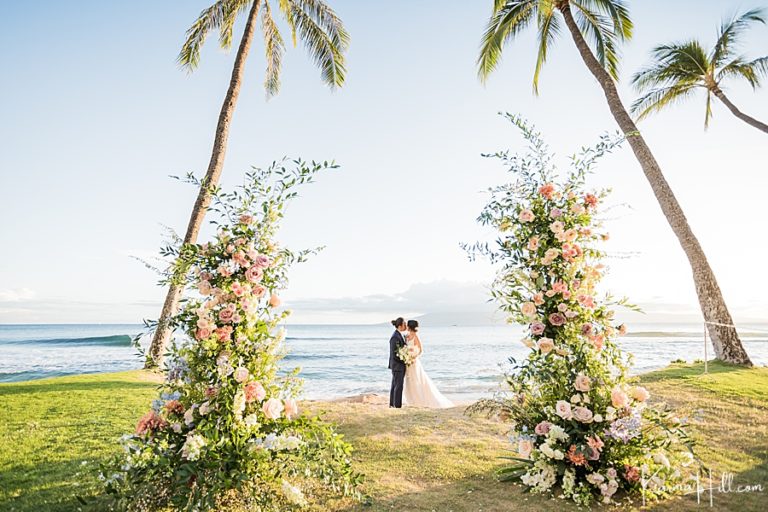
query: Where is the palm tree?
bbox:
[631,9,768,133]
[478,0,752,366]
[147,0,349,367]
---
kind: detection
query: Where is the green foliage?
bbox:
[477,0,633,91]
[101,160,362,511]
[465,115,695,505]
[178,0,349,95]
[631,8,768,127]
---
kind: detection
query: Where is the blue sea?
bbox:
[1,323,767,400]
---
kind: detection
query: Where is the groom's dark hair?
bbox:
[391,317,405,329]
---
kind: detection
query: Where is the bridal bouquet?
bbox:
[101,160,362,511]
[397,342,420,366]
[466,116,695,507]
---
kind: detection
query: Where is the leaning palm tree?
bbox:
[478,0,752,365]
[147,0,349,367]
[631,9,768,133]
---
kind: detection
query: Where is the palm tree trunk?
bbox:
[559,3,752,366]
[146,0,262,368]
[713,89,768,134]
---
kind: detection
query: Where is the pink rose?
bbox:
[196,327,212,340]
[269,294,281,308]
[245,381,266,403]
[555,400,572,420]
[253,255,271,269]
[531,322,546,336]
[549,208,562,218]
[521,302,536,318]
[578,294,596,309]
[234,367,249,383]
[252,285,267,298]
[217,264,232,277]
[611,388,630,408]
[590,334,604,351]
[240,298,257,314]
[231,282,246,297]
[572,406,594,423]
[239,214,253,225]
[232,251,249,267]
[557,303,568,312]
[581,323,593,335]
[518,209,535,223]
[548,313,566,326]
[534,421,551,435]
[245,265,263,283]
[284,398,299,420]
[218,305,236,324]
[262,398,284,420]
[552,281,568,294]
[537,337,554,354]
[574,374,591,392]
[630,386,650,402]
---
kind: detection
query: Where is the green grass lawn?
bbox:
[1,362,767,511]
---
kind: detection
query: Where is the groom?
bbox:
[388,317,407,408]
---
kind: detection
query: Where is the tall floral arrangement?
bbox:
[466,115,695,506]
[102,160,361,511]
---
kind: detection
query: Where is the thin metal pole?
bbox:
[703,322,708,374]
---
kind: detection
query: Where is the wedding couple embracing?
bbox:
[388,317,453,409]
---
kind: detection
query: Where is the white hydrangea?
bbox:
[181,433,207,461]
[547,424,569,442]
[281,480,307,506]
[521,460,557,492]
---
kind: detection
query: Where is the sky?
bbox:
[1,0,767,325]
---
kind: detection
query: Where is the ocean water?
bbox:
[1,323,767,400]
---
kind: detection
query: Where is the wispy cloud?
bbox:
[0,288,36,302]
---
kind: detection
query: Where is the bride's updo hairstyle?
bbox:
[391,317,405,329]
[407,320,419,332]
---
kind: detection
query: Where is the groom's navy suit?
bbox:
[389,329,406,408]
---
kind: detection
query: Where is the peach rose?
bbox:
[549,220,564,233]
[611,387,629,408]
[630,386,650,402]
[518,438,534,459]
[196,327,212,340]
[198,280,212,296]
[231,282,246,297]
[244,381,266,403]
[518,209,535,223]
[537,337,554,354]
[269,294,281,308]
[533,292,545,306]
[234,367,249,383]
[538,183,556,199]
[262,398,284,420]
[284,398,299,420]
[618,324,628,336]
[527,236,540,251]
[521,302,537,318]
[574,374,591,392]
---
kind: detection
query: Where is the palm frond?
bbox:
[178,0,233,70]
[218,0,252,49]
[711,8,766,67]
[292,0,349,51]
[288,0,348,88]
[477,0,537,81]
[630,83,699,120]
[579,0,633,40]
[717,55,768,89]
[532,5,560,94]
[261,0,285,96]
[631,41,709,92]
[571,2,620,80]
[278,0,298,46]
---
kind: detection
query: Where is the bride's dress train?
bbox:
[403,350,453,409]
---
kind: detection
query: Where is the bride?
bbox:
[403,320,453,408]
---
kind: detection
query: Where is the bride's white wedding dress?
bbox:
[403,335,453,408]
